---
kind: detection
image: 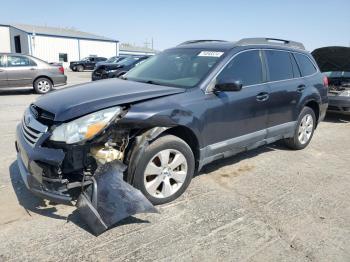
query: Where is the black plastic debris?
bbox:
[76,160,158,235]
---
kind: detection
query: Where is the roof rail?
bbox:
[178,40,228,46]
[236,38,305,50]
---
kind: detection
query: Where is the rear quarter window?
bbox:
[265,50,294,81]
[294,53,317,76]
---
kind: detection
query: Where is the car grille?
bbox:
[21,119,44,147]
[21,108,49,147]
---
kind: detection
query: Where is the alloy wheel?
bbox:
[144,149,188,199]
[37,80,51,93]
[298,114,314,144]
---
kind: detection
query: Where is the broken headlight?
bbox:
[50,106,122,144]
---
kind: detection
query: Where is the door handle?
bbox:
[29,68,36,70]
[297,84,305,93]
[256,92,269,102]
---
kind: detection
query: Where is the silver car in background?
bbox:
[0,53,67,94]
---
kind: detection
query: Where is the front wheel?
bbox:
[284,106,316,150]
[132,135,195,205]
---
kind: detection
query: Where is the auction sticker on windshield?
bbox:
[198,51,224,57]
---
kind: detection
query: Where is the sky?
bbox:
[1,0,350,51]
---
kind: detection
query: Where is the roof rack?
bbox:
[236,38,305,50]
[178,40,228,46]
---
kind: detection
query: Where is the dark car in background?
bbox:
[94,56,127,69]
[312,46,350,115]
[0,53,67,94]
[91,55,150,81]
[70,56,107,72]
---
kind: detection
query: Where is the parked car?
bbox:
[15,38,328,232]
[312,46,350,115]
[94,56,127,69]
[0,53,67,94]
[69,56,107,72]
[91,55,150,81]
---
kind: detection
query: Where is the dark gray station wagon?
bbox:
[15,38,328,233]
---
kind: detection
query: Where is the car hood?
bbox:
[312,46,350,73]
[34,79,186,122]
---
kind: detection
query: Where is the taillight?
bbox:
[323,76,328,88]
[58,66,64,74]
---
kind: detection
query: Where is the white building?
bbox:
[0,24,119,68]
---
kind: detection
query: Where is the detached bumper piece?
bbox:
[76,161,158,235]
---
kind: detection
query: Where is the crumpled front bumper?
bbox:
[15,124,71,204]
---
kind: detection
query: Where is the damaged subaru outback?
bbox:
[15,38,328,234]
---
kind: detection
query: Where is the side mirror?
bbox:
[214,79,243,92]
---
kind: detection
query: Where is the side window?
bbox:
[265,50,293,81]
[294,53,317,76]
[7,56,36,67]
[218,50,263,86]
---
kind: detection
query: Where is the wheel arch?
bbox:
[33,75,53,87]
[304,100,320,126]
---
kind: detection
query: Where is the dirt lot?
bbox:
[0,71,349,261]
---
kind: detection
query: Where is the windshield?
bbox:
[124,49,225,88]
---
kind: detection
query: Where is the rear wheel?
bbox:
[132,135,195,205]
[77,65,84,72]
[284,107,316,150]
[33,77,52,94]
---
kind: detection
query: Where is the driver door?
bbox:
[202,50,270,156]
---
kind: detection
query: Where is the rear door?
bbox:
[6,55,38,87]
[0,55,7,87]
[264,49,304,137]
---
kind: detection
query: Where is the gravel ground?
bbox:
[0,71,349,261]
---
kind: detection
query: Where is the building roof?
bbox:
[2,23,118,42]
[120,43,157,53]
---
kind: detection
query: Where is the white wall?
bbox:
[31,35,80,67]
[0,26,11,53]
[9,27,29,54]
[79,39,117,59]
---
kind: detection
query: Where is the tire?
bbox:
[284,106,316,150]
[132,135,195,205]
[33,77,52,94]
[71,66,77,72]
[77,65,84,72]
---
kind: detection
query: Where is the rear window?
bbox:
[7,55,36,67]
[265,50,293,81]
[294,53,317,76]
